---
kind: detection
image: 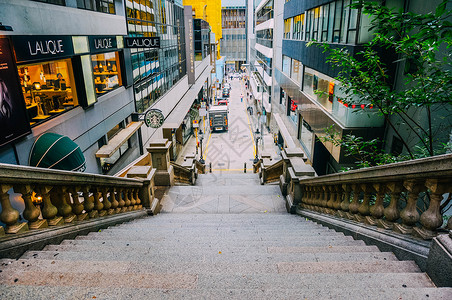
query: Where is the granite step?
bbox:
[20,249,398,264]
[67,237,367,247]
[43,244,381,255]
[2,285,450,300]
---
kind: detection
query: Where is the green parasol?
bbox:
[28,132,86,172]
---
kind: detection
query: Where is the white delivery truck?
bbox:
[209,106,228,132]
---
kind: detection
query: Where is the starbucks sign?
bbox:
[144,109,164,128]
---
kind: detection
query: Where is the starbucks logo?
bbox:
[144,109,164,128]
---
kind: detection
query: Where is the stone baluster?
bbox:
[394,180,423,235]
[356,184,372,223]
[14,185,47,230]
[124,188,132,211]
[366,183,385,226]
[327,185,336,214]
[377,182,402,230]
[413,179,448,240]
[51,186,76,223]
[118,188,127,213]
[134,189,142,209]
[129,188,137,210]
[300,185,308,209]
[347,184,361,220]
[338,184,352,219]
[313,186,321,212]
[320,186,329,213]
[307,186,314,209]
[69,187,88,221]
[109,188,119,213]
[82,186,97,218]
[91,187,106,217]
[101,188,113,215]
[333,185,343,211]
[0,184,29,234]
[36,186,63,226]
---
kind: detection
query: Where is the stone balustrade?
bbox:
[0,163,150,236]
[170,158,197,186]
[297,154,452,240]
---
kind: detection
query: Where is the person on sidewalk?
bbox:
[241,94,243,102]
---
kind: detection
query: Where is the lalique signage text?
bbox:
[124,37,160,49]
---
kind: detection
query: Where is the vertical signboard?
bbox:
[210,43,216,73]
[184,6,195,84]
[0,38,31,147]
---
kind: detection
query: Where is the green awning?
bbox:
[28,133,86,172]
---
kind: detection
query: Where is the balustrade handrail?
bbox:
[298,153,452,185]
[294,153,452,241]
[0,163,143,187]
[0,162,149,237]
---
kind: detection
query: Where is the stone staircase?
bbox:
[0,173,450,299]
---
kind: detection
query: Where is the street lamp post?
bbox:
[253,128,260,164]
[199,129,205,164]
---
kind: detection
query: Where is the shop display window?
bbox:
[91,51,122,96]
[18,59,78,126]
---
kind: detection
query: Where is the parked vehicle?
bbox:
[209,106,228,132]
[223,83,231,90]
[222,88,230,97]
[218,99,228,106]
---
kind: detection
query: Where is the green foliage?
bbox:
[314,0,452,168]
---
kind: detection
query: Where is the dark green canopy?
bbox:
[28,132,86,172]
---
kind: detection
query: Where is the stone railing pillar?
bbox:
[357,184,372,223]
[0,184,28,234]
[91,187,105,217]
[117,188,126,213]
[147,139,174,187]
[36,186,62,226]
[81,186,96,219]
[394,180,423,235]
[100,188,113,215]
[69,187,87,221]
[348,184,361,220]
[51,186,76,223]
[109,188,119,213]
[333,185,343,211]
[338,184,351,218]
[377,182,402,230]
[413,179,448,239]
[366,183,385,226]
[15,185,47,230]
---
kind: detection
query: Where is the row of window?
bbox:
[284,0,371,45]
[33,0,115,14]
[256,0,274,26]
[223,34,247,40]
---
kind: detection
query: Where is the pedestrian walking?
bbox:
[241,94,243,102]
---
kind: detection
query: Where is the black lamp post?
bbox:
[199,129,205,164]
[253,127,260,164]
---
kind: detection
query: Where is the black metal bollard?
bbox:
[209,162,212,173]
[244,162,246,173]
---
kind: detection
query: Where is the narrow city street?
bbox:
[203,77,256,172]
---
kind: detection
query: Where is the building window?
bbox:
[18,59,78,126]
[282,55,291,75]
[292,14,304,40]
[77,0,115,14]
[303,67,335,112]
[284,19,291,39]
[291,59,302,84]
[92,51,123,97]
[33,0,66,5]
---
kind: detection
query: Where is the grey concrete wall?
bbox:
[0,0,127,36]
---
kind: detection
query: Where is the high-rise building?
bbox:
[221,0,247,72]
[269,0,450,175]
[249,0,274,129]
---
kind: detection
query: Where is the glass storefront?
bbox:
[18,58,78,126]
[91,51,122,96]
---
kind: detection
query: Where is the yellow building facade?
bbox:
[183,0,222,58]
